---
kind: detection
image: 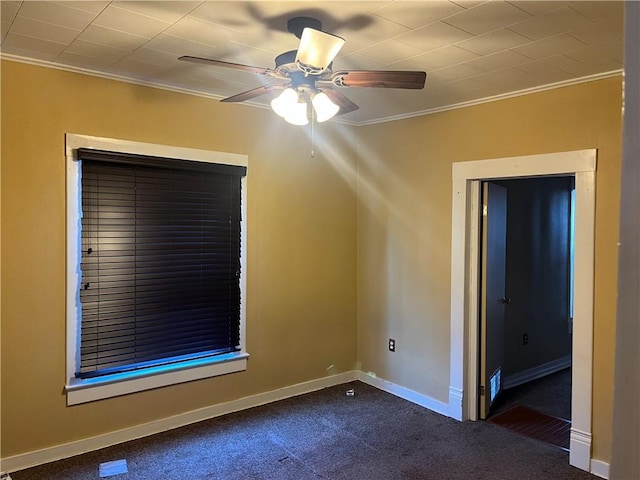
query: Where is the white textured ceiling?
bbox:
[0,1,624,124]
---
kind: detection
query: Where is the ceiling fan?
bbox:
[179,17,427,125]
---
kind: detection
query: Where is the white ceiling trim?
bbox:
[358,69,623,126]
[1,53,229,102]
[0,53,363,125]
[1,53,622,127]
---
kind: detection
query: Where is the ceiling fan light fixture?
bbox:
[180,16,426,122]
[271,87,299,118]
[284,100,309,126]
[295,28,345,74]
[312,92,339,122]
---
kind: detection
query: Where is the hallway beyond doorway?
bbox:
[491,368,572,421]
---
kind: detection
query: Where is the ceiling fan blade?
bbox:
[331,70,427,89]
[179,56,271,76]
[295,28,345,74]
[318,87,359,115]
[221,85,281,103]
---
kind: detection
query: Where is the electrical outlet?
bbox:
[388,338,396,352]
[523,333,529,345]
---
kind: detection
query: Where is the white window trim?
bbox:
[65,134,249,406]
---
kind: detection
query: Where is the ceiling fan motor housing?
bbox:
[275,50,334,75]
[275,50,297,68]
[287,17,322,38]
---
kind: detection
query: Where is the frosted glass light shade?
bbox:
[284,101,309,126]
[312,92,339,122]
[295,28,345,73]
[271,88,298,118]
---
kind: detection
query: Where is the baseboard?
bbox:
[1,370,358,473]
[503,355,571,390]
[570,427,592,472]
[357,371,451,418]
[590,459,610,479]
[1,370,604,477]
[448,387,464,421]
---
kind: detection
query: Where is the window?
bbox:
[66,135,248,405]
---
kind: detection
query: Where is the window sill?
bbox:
[65,352,249,406]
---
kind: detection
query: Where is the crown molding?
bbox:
[0,54,622,127]
[0,53,359,126]
[359,69,623,126]
[1,53,233,101]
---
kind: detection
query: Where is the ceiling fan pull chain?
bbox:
[311,110,315,158]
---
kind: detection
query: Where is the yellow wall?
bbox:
[357,76,622,461]
[0,60,358,457]
[1,59,623,465]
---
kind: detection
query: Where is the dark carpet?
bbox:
[489,404,571,451]
[11,381,597,480]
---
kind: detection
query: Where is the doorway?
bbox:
[479,177,574,422]
[448,150,596,473]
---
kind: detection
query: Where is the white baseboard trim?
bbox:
[1,371,606,477]
[590,459,610,479]
[570,427,593,471]
[1,371,358,473]
[448,387,464,421]
[356,371,451,418]
[503,355,572,390]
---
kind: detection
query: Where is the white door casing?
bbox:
[449,149,596,472]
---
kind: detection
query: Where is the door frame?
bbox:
[449,149,596,472]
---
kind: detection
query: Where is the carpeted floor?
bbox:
[11,380,596,480]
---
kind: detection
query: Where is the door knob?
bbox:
[500,297,511,304]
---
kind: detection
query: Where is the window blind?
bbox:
[77,148,246,379]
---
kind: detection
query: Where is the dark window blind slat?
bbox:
[76,151,243,379]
